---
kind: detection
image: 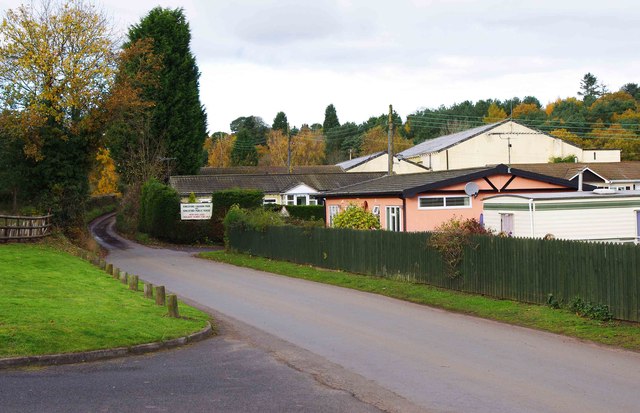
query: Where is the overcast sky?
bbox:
[1,0,639,133]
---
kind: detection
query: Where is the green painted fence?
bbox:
[228,226,640,322]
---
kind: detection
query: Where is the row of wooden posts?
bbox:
[78,250,180,318]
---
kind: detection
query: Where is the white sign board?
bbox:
[180,203,212,220]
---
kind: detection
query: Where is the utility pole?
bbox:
[287,126,292,173]
[387,104,394,175]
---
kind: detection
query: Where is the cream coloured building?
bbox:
[345,120,620,174]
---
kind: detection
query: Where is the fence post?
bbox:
[112,266,120,278]
[144,282,154,299]
[119,271,128,284]
[128,275,139,291]
[155,286,166,306]
[167,294,179,318]
[105,263,113,275]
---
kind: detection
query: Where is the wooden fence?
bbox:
[0,214,53,242]
[228,226,640,322]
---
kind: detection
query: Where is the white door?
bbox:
[500,213,514,235]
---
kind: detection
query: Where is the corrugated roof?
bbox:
[199,165,344,175]
[398,121,506,158]
[170,172,385,196]
[336,151,385,170]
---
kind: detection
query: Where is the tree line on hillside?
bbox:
[207,73,640,170]
[0,1,206,229]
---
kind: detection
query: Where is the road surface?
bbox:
[92,215,640,413]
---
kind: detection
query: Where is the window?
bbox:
[287,194,310,205]
[262,198,277,205]
[372,206,380,216]
[386,206,402,232]
[500,213,514,235]
[329,205,340,226]
[418,196,471,209]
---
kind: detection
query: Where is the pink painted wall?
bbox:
[325,174,571,231]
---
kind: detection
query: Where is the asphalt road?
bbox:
[0,330,382,413]
[90,215,640,413]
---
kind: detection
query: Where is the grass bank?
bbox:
[200,250,640,352]
[0,243,210,358]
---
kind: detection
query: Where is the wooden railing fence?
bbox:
[0,214,53,242]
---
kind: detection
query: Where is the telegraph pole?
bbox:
[387,104,394,175]
[287,126,292,173]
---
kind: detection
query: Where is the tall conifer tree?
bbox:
[127,7,207,175]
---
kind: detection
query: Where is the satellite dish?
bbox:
[464,182,480,197]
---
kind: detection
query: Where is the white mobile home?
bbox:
[483,190,640,243]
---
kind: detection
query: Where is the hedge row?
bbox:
[138,180,264,244]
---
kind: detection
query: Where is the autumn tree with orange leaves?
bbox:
[258,126,325,167]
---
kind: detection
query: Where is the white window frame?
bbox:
[500,213,514,235]
[372,205,380,216]
[386,206,402,232]
[329,205,340,226]
[286,194,310,206]
[418,195,472,210]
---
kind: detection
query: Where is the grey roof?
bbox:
[170,172,385,196]
[484,190,640,201]
[336,151,385,170]
[199,165,344,175]
[323,166,494,197]
[323,164,584,198]
[398,120,507,158]
[512,162,640,183]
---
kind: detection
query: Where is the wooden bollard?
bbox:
[105,263,113,275]
[112,266,120,278]
[144,282,154,299]
[120,271,128,284]
[167,294,179,318]
[155,286,166,306]
[128,275,139,291]
[99,260,106,270]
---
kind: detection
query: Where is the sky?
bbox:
[1,0,639,133]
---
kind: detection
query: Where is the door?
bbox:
[386,206,402,232]
[500,213,514,236]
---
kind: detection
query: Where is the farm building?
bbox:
[483,190,640,243]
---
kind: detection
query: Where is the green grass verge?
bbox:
[0,243,211,358]
[200,250,640,352]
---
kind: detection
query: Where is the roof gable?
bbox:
[398,120,508,158]
[323,164,584,198]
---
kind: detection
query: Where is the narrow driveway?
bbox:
[93,216,640,413]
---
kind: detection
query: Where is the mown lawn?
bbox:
[0,243,210,358]
[200,250,640,352]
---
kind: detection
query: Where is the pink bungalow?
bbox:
[322,164,591,232]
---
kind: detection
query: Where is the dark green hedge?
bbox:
[138,181,264,244]
[283,205,325,221]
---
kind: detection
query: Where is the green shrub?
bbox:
[569,297,613,321]
[210,189,264,242]
[428,217,492,279]
[223,205,285,247]
[283,205,325,221]
[333,204,380,230]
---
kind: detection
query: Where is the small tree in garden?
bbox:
[333,205,381,230]
[428,217,492,278]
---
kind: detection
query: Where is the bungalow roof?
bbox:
[322,164,584,198]
[169,172,385,196]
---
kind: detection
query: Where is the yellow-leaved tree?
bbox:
[483,103,508,124]
[0,0,116,225]
[360,125,413,154]
[258,126,325,166]
[205,133,236,167]
[89,147,120,195]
